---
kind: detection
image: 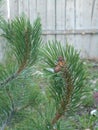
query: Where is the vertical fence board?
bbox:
[47,0,55,30]
[9,0,18,19]
[90,35,98,59]
[76,0,93,29]
[47,0,55,41]
[22,0,29,17]
[29,0,37,23]
[65,0,76,49]
[37,0,47,42]
[18,0,24,15]
[75,0,91,57]
[37,0,47,30]
[82,35,92,58]
[56,0,65,30]
[56,35,65,45]
[90,0,98,59]
[56,0,66,44]
[91,0,98,28]
[66,0,75,29]
[66,35,75,46]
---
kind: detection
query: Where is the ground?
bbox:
[70,59,98,130]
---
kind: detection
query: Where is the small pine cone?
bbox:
[54,66,61,73]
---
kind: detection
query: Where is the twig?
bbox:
[17,99,34,111]
[1,110,16,130]
[0,73,18,88]
[6,88,15,110]
[0,29,30,88]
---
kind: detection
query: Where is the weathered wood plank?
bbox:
[19,0,29,17]
[56,0,66,44]
[56,35,65,45]
[9,0,18,19]
[66,0,75,29]
[89,35,98,59]
[37,0,47,30]
[65,0,76,53]
[81,35,92,58]
[66,35,75,48]
[91,0,96,19]
[47,0,55,41]
[29,0,37,23]
[18,0,23,15]
[56,0,65,30]
[76,0,93,29]
[91,0,98,28]
[47,0,55,30]
[42,35,47,44]
[22,0,29,17]
[66,35,91,58]
[46,35,55,42]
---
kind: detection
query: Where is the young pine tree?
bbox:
[0,14,87,130]
[0,16,42,130]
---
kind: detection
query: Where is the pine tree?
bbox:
[0,14,87,130]
[0,16,42,130]
[41,41,87,129]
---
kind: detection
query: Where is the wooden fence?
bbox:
[1,0,98,59]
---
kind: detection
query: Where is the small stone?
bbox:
[46,68,54,73]
[90,109,97,116]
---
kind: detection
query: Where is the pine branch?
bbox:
[0,73,18,88]
[0,16,42,129]
[42,41,86,128]
[52,63,73,125]
[0,64,27,88]
[17,98,36,111]
[1,89,16,130]
[1,101,33,130]
[1,109,16,130]
[0,16,42,88]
